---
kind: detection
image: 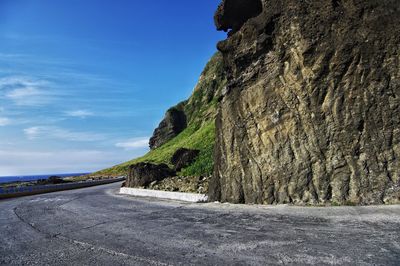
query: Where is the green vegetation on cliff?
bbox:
[96,53,226,177]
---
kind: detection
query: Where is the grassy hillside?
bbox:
[96,53,226,177]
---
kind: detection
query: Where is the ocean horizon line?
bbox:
[0,172,91,184]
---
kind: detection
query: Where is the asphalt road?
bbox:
[1,182,399,266]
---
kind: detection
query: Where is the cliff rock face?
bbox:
[127,163,175,187]
[149,103,187,150]
[171,148,200,171]
[148,53,227,152]
[99,53,226,178]
[209,0,400,205]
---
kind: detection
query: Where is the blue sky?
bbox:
[0,0,224,176]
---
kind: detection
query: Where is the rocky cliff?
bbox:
[149,103,187,150]
[98,53,226,187]
[209,0,400,205]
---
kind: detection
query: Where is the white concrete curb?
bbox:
[120,187,208,203]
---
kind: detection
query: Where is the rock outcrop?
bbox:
[209,0,400,205]
[214,0,263,34]
[36,176,69,185]
[100,54,226,185]
[127,163,175,187]
[149,103,187,150]
[171,148,200,171]
[148,52,227,152]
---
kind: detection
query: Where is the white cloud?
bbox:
[24,126,105,142]
[6,87,48,105]
[65,110,94,118]
[115,137,149,150]
[0,117,10,126]
[0,76,54,106]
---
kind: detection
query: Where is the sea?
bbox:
[0,173,91,184]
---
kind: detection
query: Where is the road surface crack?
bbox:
[56,235,172,266]
[13,206,47,236]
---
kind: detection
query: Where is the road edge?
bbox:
[120,187,208,203]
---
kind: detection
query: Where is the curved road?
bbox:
[1,182,399,265]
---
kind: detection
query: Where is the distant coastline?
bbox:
[0,173,91,184]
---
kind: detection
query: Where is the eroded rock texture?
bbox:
[171,148,200,171]
[149,103,187,150]
[209,0,400,205]
[127,163,175,187]
[214,0,263,34]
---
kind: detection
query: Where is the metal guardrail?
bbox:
[0,177,125,199]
